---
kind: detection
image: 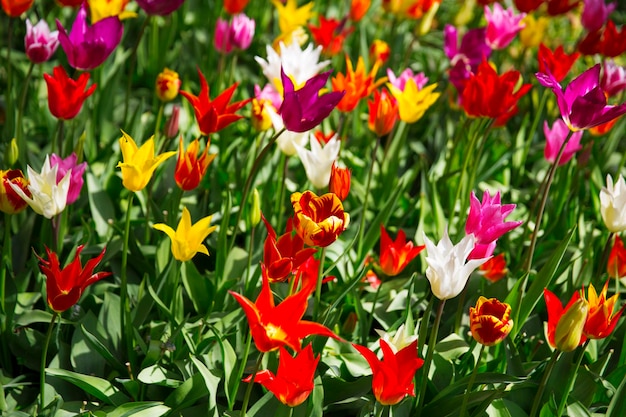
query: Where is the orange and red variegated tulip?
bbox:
[329,162,351,201]
[537,44,580,83]
[608,235,626,279]
[469,297,513,346]
[461,60,531,126]
[352,339,424,406]
[37,245,112,313]
[229,265,338,352]
[180,68,251,136]
[0,169,30,214]
[367,88,398,137]
[156,68,181,102]
[582,281,625,339]
[478,253,508,282]
[174,137,216,191]
[261,215,317,283]
[544,288,588,351]
[224,0,250,14]
[244,344,320,407]
[332,56,385,113]
[369,39,391,64]
[378,225,425,277]
[350,0,370,21]
[1,0,33,17]
[291,191,350,248]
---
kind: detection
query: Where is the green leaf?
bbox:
[14,310,69,326]
[105,402,170,417]
[137,365,182,388]
[181,261,214,316]
[164,372,209,413]
[607,372,626,417]
[80,318,126,374]
[190,355,220,417]
[45,368,129,406]
[86,172,116,239]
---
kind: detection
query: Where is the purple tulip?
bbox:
[56,4,123,71]
[444,25,492,94]
[50,153,86,205]
[230,13,255,50]
[581,0,616,32]
[543,119,583,166]
[279,68,345,133]
[25,19,59,64]
[465,191,522,259]
[214,18,233,54]
[135,0,185,16]
[536,64,626,131]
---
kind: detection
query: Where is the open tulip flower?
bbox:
[229,265,338,352]
[0,169,30,214]
[244,344,320,407]
[478,253,508,283]
[484,3,526,50]
[24,19,59,64]
[50,153,86,205]
[37,245,112,313]
[295,133,340,189]
[367,88,399,137]
[387,78,440,124]
[56,3,123,70]
[353,339,424,406]
[544,288,588,352]
[543,119,583,166]
[582,281,625,339]
[43,66,96,120]
[280,69,345,133]
[536,64,626,131]
[116,131,176,192]
[174,137,216,191]
[469,297,513,346]
[331,56,383,113]
[153,207,217,262]
[599,174,626,233]
[291,190,350,247]
[608,235,626,279]
[537,44,580,83]
[378,225,425,277]
[180,69,251,136]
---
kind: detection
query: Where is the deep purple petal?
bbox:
[569,88,611,129]
[536,71,571,124]
[69,4,88,45]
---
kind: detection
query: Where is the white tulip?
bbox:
[295,134,340,189]
[600,174,626,233]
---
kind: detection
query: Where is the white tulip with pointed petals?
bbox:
[600,174,626,233]
[295,134,340,189]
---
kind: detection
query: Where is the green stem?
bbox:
[229,330,253,410]
[595,232,615,280]
[530,350,560,417]
[459,344,486,417]
[0,213,11,314]
[416,299,446,416]
[55,120,65,160]
[121,194,135,364]
[274,153,289,233]
[123,16,151,126]
[556,341,589,417]
[153,102,165,149]
[357,137,381,259]
[244,226,255,294]
[15,62,35,167]
[313,247,327,321]
[374,401,386,417]
[40,312,58,413]
[4,18,14,143]
[241,352,265,417]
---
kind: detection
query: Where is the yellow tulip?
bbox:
[153,206,217,262]
[387,79,440,124]
[88,0,136,22]
[116,131,176,192]
[272,0,315,35]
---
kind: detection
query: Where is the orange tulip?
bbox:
[174,137,216,191]
[332,56,385,113]
[290,191,350,247]
[367,88,398,137]
[350,0,371,21]
[478,253,508,283]
[469,297,513,346]
[582,280,625,339]
[608,235,626,279]
[329,162,351,201]
[544,288,588,352]
[1,0,33,17]
[378,225,424,276]
[308,16,353,56]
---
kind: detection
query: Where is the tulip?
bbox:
[369,39,390,64]
[519,15,549,48]
[24,19,59,64]
[444,25,492,95]
[214,18,234,54]
[280,69,345,133]
[543,119,583,166]
[251,98,274,132]
[37,245,111,313]
[50,153,86,205]
[266,106,309,155]
[387,68,429,92]
[230,13,255,50]
[484,3,525,50]
[478,253,508,283]
[164,105,180,138]
[608,235,626,279]
[387,78,440,124]
[224,0,249,14]
[56,3,124,71]
[544,288,588,352]
[1,0,33,17]
[465,190,523,259]
[422,230,489,300]
[581,0,616,32]
[0,169,30,214]
[350,0,371,21]
[469,297,513,346]
[244,345,320,407]
[536,64,626,131]
[352,339,424,406]
[174,138,216,191]
[87,0,136,23]
[43,66,97,120]
[135,0,185,16]
[153,207,217,262]
[291,191,350,247]
[582,281,625,339]
[601,60,626,97]
[331,56,383,113]
[155,68,181,102]
[180,68,251,136]
[599,174,626,233]
[229,265,338,352]
[116,131,176,192]
[537,44,580,83]
[295,134,340,189]
[378,225,425,277]
[308,16,353,56]
[9,156,71,219]
[329,162,351,201]
[375,324,417,353]
[367,88,398,137]
[272,0,315,36]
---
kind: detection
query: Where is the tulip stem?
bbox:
[228,128,285,255]
[274,153,289,234]
[556,340,589,417]
[314,247,327,321]
[120,194,134,366]
[459,344,486,417]
[153,102,165,150]
[229,330,252,410]
[55,120,65,161]
[357,137,381,260]
[416,299,445,416]
[595,232,615,281]
[123,16,151,126]
[40,312,58,413]
[530,349,560,417]
[241,351,264,417]
[15,61,35,167]
[4,18,13,143]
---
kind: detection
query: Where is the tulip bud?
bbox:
[554,298,588,352]
[156,68,181,102]
[329,162,351,201]
[248,188,261,228]
[4,138,19,166]
[164,105,180,139]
